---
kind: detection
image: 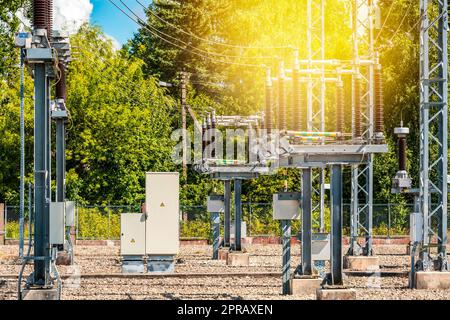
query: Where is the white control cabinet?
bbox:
[120,213,146,256]
[207,195,225,213]
[145,172,180,255]
[50,202,65,245]
[272,192,301,220]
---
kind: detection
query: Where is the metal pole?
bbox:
[234,179,242,251]
[33,63,50,285]
[282,220,291,295]
[211,212,220,260]
[180,72,188,181]
[19,48,25,259]
[56,120,65,202]
[301,168,312,275]
[224,180,231,247]
[330,164,343,285]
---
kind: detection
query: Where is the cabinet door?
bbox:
[120,213,146,255]
[145,172,180,255]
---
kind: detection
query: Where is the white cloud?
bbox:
[53,0,93,34]
[104,34,122,51]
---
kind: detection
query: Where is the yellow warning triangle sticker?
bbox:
[160,202,165,207]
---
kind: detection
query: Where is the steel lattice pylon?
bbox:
[348,0,375,256]
[418,0,449,271]
[307,0,326,232]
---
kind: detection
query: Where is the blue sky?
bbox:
[90,0,152,46]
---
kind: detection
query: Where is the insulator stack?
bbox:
[374,65,384,137]
[202,117,207,160]
[293,69,302,131]
[398,136,407,171]
[55,63,67,102]
[211,110,216,158]
[278,62,286,131]
[33,0,48,30]
[353,76,362,139]
[265,69,273,133]
[206,114,211,149]
[47,0,53,37]
[336,81,344,139]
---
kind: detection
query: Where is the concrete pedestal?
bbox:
[218,248,230,261]
[316,288,356,300]
[56,252,72,266]
[415,271,450,289]
[226,252,249,266]
[344,255,380,271]
[22,288,59,300]
[290,277,322,295]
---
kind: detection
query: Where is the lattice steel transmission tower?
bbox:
[418,0,449,271]
[307,0,326,232]
[348,0,376,256]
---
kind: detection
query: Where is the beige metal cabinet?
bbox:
[120,213,146,256]
[145,172,180,255]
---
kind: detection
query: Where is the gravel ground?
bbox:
[0,244,448,300]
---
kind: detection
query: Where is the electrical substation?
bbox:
[0,0,449,301]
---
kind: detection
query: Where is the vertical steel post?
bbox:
[419,0,448,271]
[330,164,343,285]
[281,220,291,295]
[180,72,187,181]
[33,63,50,285]
[349,0,375,257]
[19,48,25,258]
[56,120,65,202]
[301,168,312,275]
[211,212,220,260]
[234,179,242,251]
[223,180,231,247]
[307,0,326,232]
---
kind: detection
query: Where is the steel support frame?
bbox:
[223,180,231,247]
[418,0,449,271]
[281,220,291,295]
[300,168,313,275]
[330,164,343,285]
[233,179,242,251]
[33,63,51,286]
[349,0,375,256]
[210,212,220,260]
[307,0,327,232]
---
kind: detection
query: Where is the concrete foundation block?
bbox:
[316,288,356,300]
[22,288,59,300]
[290,277,322,295]
[415,271,450,290]
[226,252,250,266]
[344,255,380,271]
[218,248,229,261]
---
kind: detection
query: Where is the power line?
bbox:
[119,0,275,60]
[107,0,265,68]
[386,1,414,44]
[135,0,292,50]
[375,0,396,42]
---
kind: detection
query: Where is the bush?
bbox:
[5,221,31,240]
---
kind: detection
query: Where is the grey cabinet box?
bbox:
[312,233,330,261]
[145,172,180,255]
[65,201,75,227]
[272,192,301,220]
[207,195,225,213]
[50,202,65,245]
